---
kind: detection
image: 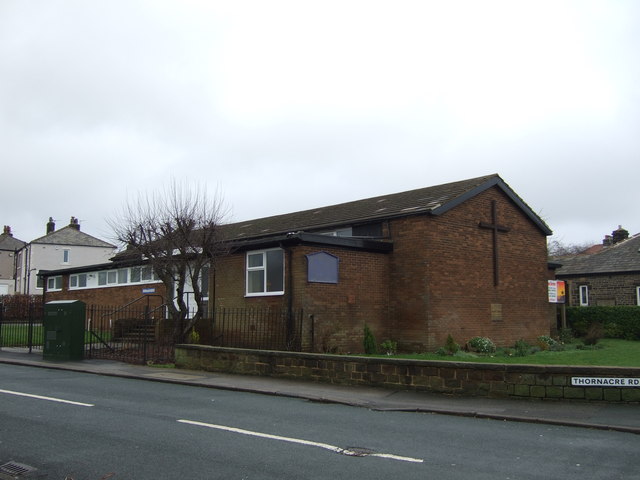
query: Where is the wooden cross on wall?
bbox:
[478,200,510,286]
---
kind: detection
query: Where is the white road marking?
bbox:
[0,389,94,407]
[178,419,424,463]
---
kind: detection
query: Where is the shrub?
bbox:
[558,328,574,344]
[188,329,200,344]
[444,334,460,355]
[380,340,397,356]
[583,322,604,346]
[363,325,378,354]
[537,335,563,351]
[514,339,532,357]
[467,336,496,354]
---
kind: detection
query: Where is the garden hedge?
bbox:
[567,306,640,340]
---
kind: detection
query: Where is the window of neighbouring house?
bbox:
[69,273,87,289]
[246,248,284,296]
[306,251,339,284]
[637,286,640,306]
[47,276,62,291]
[579,285,589,306]
[62,249,70,264]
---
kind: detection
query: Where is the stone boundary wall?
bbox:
[175,345,640,403]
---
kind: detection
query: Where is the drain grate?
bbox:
[341,447,376,457]
[0,461,42,479]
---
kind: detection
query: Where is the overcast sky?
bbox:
[1,0,638,248]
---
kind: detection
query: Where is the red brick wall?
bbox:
[213,245,390,353]
[44,275,166,310]
[292,246,390,354]
[213,186,550,354]
[389,187,550,351]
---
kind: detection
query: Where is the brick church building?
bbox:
[212,174,553,353]
[41,174,553,353]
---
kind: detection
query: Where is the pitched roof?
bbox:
[556,234,640,276]
[221,174,552,241]
[0,232,26,251]
[30,225,116,248]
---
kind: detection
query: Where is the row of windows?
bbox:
[72,266,159,288]
[578,285,640,306]
[46,266,160,291]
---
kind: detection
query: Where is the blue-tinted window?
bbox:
[306,252,339,284]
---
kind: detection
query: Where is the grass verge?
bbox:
[381,339,640,367]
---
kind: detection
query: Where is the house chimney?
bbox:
[602,234,612,247]
[46,217,55,234]
[69,216,81,230]
[612,225,629,245]
[2,226,11,236]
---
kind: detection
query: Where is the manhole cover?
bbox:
[0,461,43,479]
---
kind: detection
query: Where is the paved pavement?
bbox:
[1,348,639,435]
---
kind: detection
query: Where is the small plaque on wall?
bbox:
[491,303,503,321]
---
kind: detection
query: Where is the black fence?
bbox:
[1,296,305,364]
[85,303,174,365]
[209,307,304,351]
[0,296,44,353]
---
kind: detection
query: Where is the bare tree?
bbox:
[547,238,595,257]
[110,180,229,341]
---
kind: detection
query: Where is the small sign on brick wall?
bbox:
[142,288,156,294]
[572,377,640,387]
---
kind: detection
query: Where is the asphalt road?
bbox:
[1,364,638,480]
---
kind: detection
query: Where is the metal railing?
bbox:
[86,303,173,364]
[1,296,305,363]
[210,307,303,351]
[0,297,44,353]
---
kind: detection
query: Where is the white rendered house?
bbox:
[16,217,117,295]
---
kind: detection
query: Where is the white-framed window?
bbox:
[47,276,62,291]
[579,285,589,306]
[69,273,87,289]
[246,248,284,296]
[62,249,70,264]
[636,286,640,306]
[118,268,128,284]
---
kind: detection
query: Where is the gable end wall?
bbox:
[388,187,549,351]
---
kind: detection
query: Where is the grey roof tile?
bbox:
[556,234,640,275]
[30,226,116,248]
[0,233,26,251]
[220,174,551,241]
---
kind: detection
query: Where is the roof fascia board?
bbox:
[229,233,392,253]
[430,176,553,235]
